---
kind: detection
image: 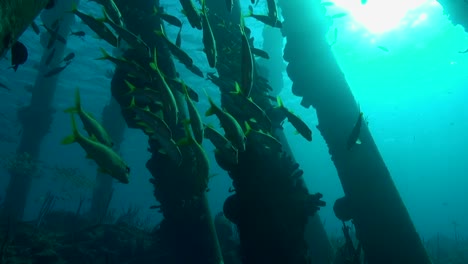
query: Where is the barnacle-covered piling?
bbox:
[205,0,325,263]
[277,0,431,263]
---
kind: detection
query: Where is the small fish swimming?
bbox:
[31,21,40,35]
[65,88,114,147]
[182,82,203,144]
[154,7,183,28]
[346,111,364,150]
[244,122,282,153]
[10,41,28,72]
[246,5,282,28]
[204,124,238,165]
[62,115,130,184]
[330,13,347,19]
[377,46,389,52]
[201,0,217,68]
[154,29,193,66]
[205,92,246,152]
[251,47,269,59]
[179,0,202,29]
[44,61,71,78]
[70,4,118,47]
[149,48,179,126]
[102,9,150,55]
[240,22,254,97]
[276,97,312,141]
[128,98,172,139]
[62,52,75,62]
[70,31,86,37]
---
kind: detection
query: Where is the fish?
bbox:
[10,41,28,72]
[154,7,183,28]
[128,97,172,139]
[179,0,202,29]
[246,6,282,28]
[101,9,150,55]
[330,13,347,19]
[252,47,270,59]
[244,122,282,152]
[166,78,199,102]
[266,0,278,21]
[124,80,161,103]
[44,61,71,78]
[276,97,312,141]
[43,24,67,48]
[346,111,364,150]
[149,48,179,126]
[175,25,183,48]
[64,88,114,147]
[154,29,193,66]
[45,48,56,66]
[31,21,40,35]
[179,120,210,194]
[240,22,254,97]
[70,31,86,37]
[201,0,217,68]
[182,82,204,144]
[377,46,389,52]
[62,115,130,184]
[89,0,123,26]
[321,1,335,6]
[228,82,271,130]
[205,92,246,152]
[204,124,238,165]
[70,4,118,47]
[0,82,9,91]
[62,52,75,62]
[226,0,233,13]
[186,63,204,78]
[96,48,151,81]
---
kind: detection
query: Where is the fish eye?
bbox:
[126,166,131,173]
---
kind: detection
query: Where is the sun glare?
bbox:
[329,0,433,34]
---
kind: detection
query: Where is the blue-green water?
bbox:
[0,0,466,252]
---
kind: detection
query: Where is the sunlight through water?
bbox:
[329,0,435,34]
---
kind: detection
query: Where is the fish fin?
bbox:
[61,114,79,144]
[294,130,300,135]
[124,80,137,94]
[61,135,75,144]
[95,47,110,60]
[356,138,362,145]
[244,121,252,136]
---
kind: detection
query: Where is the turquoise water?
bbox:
[0,0,466,249]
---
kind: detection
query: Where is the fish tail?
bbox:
[203,89,216,116]
[276,96,285,109]
[61,114,80,144]
[230,82,243,95]
[244,121,252,136]
[127,97,136,110]
[96,47,110,60]
[124,80,136,94]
